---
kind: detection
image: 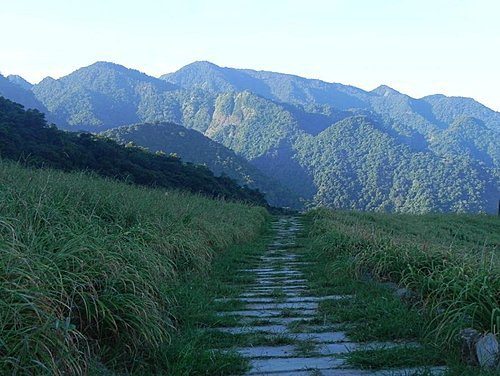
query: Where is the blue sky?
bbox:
[1,0,499,110]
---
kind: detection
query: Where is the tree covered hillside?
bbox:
[294,116,498,213]
[4,61,499,213]
[32,62,177,130]
[0,74,48,115]
[7,74,34,90]
[102,122,302,208]
[0,96,266,205]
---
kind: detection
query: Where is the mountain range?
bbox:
[2,61,498,212]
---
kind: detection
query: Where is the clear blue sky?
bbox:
[1,0,499,111]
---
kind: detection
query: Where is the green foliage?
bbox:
[32,62,176,129]
[158,231,272,375]
[306,209,500,350]
[295,116,498,213]
[345,346,444,370]
[162,61,368,110]
[0,96,267,205]
[0,160,268,374]
[318,289,424,341]
[6,61,500,213]
[0,73,47,114]
[102,122,302,208]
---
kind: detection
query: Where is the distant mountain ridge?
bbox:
[32,62,178,129]
[7,74,33,90]
[3,61,499,213]
[0,73,47,114]
[161,61,369,110]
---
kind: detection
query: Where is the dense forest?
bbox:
[0,96,266,205]
[101,122,301,208]
[2,62,498,213]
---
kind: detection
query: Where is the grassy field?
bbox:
[302,208,499,373]
[0,159,269,375]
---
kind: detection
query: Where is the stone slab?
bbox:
[217,309,316,318]
[240,317,316,326]
[245,288,307,294]
[247,285,308,290]
[236,345,296,358]
[291,331,349,343]
[247,368,446,376]
[219,295,349,304]
[248,356,345,373]
[255,270,302,275]
[285,295,352,302]
[235,342,361,358]
[241,268,275,272]
[245,302,318,310]
[256,274,304,279]
[239,292,302,298]
[319,367,448,376]
[261,256,298,261]
[217,310,282,318]
[314,341,418,356]
[215,325,289,335]
[256,278,307,283]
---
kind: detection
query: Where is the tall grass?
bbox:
[306,208,499,350]
[0,160,268,375]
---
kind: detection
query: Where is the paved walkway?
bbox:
[215,217,445,376]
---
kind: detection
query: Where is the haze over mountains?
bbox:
[1,61,499,212]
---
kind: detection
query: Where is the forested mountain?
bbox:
[0,96,266,205]
[102,122,301,208]
[7,74,33,90]
[163,62,500,133]
[162,61,369,110]
[3,61,498,213]
[294,116,497,212]
[32,62,178,130]
[0,74,47,114]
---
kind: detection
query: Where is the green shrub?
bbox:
[306,209,499,350]
[0,160,268,374]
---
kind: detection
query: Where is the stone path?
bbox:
[214,217,445,376]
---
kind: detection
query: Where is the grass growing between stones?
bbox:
[0,160,269,375]
[213,299,248,312]
[279,308,313,318]
[296,219,439,369]
[300,208,500,374]
[345,346,443,369]
[199,329,297,348]
[293,340,320,357]
[161,227,277,375]
[287,320,343,334]
[317,289,423,341]
[297,238,425,343]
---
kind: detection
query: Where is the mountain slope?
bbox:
[4,61,497,213]
[7,74,33,90]
[161,61,369,110]
[0,74,47,114]
[0,96,266,205]
[293,116,498,213]
[163,62,500,137]
[101,122,301,208]
[32,62,178,130]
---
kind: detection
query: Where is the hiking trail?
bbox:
[214,217,446,375]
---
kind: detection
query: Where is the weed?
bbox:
[0,160,269,374]
[302,209,500,371]
[345,346,444,369]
